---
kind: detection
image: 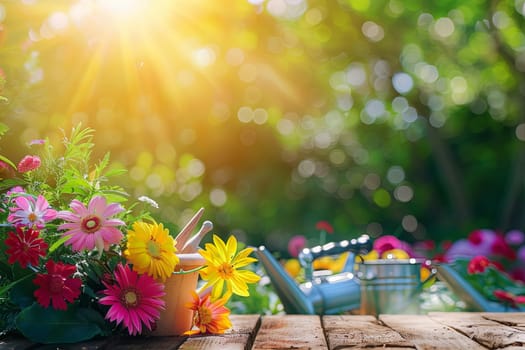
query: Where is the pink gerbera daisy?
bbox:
[57,195,125,252]
[33,260,82,310]
[5,226,48,268]
[7,195,57,229]
[99,263,166,336]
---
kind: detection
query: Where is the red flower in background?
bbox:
[17,155,41,173]
[491,235,516,260]
[467,230,483,245]
[5,226,48,268]
[315,221,333,234]
[493,290,525,308]
[33,260,82,310]
[467,255,491,274]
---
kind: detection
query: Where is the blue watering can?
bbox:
[253,235,372,314]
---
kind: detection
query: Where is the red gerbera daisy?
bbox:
[5,226,48,268]
[33,260,82,310]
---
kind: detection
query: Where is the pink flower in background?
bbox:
[99,263,166,336]
[444,239,481,261]
[8,195,57,229]
[17,155,41,173]
[288,235,307,257]
[505,230,525,246]
[58,195,125,252]
[28,139,45,146]
[373,235,402,256]
[517,246,525,262]
[6,186,25,196]
[315,221,334,234]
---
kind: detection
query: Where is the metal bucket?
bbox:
[357,259,425,315]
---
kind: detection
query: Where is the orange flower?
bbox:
[185,290,232,335]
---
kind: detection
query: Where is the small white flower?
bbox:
[138,195,159,209]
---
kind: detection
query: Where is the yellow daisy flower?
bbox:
[124,221,179,282]
[199,234,260,299]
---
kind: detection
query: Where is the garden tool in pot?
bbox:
[254,234,372,315]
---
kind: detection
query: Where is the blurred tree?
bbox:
[0,0,524,253]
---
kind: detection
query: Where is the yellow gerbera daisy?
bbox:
[124,221,179,282]
[199,234,260,299]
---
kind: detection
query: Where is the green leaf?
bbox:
[0,178,26,191]
[9,275,37,308]
[15,303,103,344]
[0,154,15,169]
[48,235,71,253]
[0,274,33,297]
[103,167,128,178]
[0,122,8,136]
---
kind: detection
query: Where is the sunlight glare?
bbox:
[97,0,145,20]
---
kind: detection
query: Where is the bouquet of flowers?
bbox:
[0,123,260,343]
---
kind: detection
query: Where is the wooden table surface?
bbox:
[2,312,525,349]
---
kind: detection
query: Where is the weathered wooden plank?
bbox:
[0,336,111,350]
[227,314,261,335]
[251,315,327,350]
[323,315,414,350]
[179,334,251,350]
[178,315,260,350]
[429,312,525,349]
[109,335,186,350]
[482,312,525,331]
[380,314,486,350]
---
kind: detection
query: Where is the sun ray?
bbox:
[66,44,104,115]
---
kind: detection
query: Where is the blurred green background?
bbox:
[1,0,525,254]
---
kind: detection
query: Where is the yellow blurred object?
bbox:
[313,256,333,270]
[381,249,410,259]
[312,252,349,273]
[284,259,301,278]
[360,249,379,261]
[420,265,435,284]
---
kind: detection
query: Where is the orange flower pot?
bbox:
[152,253,206,336]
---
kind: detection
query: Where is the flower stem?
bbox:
[173,265,206,275]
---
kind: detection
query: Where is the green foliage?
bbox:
[15,303,106,344]
[227,278,283,315]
